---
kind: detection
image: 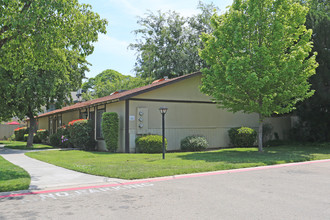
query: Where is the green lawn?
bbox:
[26,144,330,179]
[0,141,55,150]
[0,156,30,192]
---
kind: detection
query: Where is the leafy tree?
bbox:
[0,1,107,147]
[294,0,330,141]
[129,1,217,79]
[200,0,318,152]
[82,69,149,100]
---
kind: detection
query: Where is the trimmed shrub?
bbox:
[36,129,48,143]
[228,127,257,147]
[33,134,41,143]
[49,133,59,147]
[14,127,28,141]
[57,126,71,148]
[67,119,95,150]
[68,119,87,126]
[101,112,119,152]
[136,135,167,153]
[49,126,71,148]
[181,135,209,152]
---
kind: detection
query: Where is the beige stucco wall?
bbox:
[128,101,290,151]
[135,75,208,101]
[37,117,49,130]
[37,110,80,130]
[125,75,291,151]
[0,124,20,139]
[62,111,79,125]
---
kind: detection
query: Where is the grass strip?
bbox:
[26,144,330,180]
[0,156,30,192]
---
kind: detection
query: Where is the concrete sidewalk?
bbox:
[0,145,126,190]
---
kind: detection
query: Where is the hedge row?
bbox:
[14,127,48,143]
[49,119,96,150]
[14,127,28,141]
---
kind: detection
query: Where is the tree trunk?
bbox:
[258,113,264,152]
[26,114,35,148]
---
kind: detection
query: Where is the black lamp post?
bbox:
[159,106,168,159]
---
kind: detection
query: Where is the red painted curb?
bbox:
[1,159,330,199]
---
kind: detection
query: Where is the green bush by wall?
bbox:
[181,135,209,151]
[49,127,71,148]
[101,112,119,152]
[49,133,60,147]
[136,135,167,153]
[14,127,28,141]
[67,119,95,150]
[228,127,257,147]
[36,129,48,143]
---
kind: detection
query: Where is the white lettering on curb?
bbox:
[22,183,155,203]
[40,193,57,200]
[55,192,70,197]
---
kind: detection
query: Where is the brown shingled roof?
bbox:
[37,72,201,118]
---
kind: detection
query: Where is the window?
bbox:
[96,109,105,139]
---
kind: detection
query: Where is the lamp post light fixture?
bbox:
[159,106,168,159]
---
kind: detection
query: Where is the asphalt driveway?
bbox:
[1,158,330,219]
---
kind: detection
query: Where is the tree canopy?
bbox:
[129,1,217,79]
[0,0,107,147]
[81,69,149,100]
[294,0,330,141]
[200,0,318,151]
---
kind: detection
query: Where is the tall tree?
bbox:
[81,69,149,100]
[294,0,330,141]
[0,0,107,147]
[129,1,217,79]
[200,0,318,152]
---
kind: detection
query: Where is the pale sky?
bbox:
[79,0,233,79]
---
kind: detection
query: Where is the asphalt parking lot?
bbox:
[1,160,330,220]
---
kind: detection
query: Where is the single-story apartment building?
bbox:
[35,72,291,152]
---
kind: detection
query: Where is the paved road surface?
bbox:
[1,160,330,220]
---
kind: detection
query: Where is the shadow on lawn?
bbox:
[177,148,312,165]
